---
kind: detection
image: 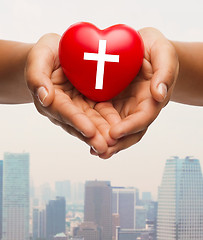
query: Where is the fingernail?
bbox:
[91,146,99,154]
[117,133,126,139]
[81,131,87,137]
[157,83,167,100]
[37,87,48,106]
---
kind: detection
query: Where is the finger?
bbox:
[90,147,98,156]
[73,97,118,146]
[109,99,160,139]
[150,41,179,102]
[34,91,97,138]
[84,106,118,146]
[94,102,122,126]
[93,130,146,159]
[25,35,61,107]
[49,117,108,154]
[26,47,55,107]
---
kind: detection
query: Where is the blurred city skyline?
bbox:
[1,153,203,239]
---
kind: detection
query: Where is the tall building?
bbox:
[0,160,3,240]
[71,182,84,204]
[40,182,53,205]
[142,192,152,202]
[46,197,66,240]
[30,179,35,201]
[157,156,203,240]
[32,207,46,239]
[33,208,39,240]
[112,187,139,229]
[112,214,120,240]
[84,180,112,240]
[39,209,46,239]
[2,152,30,240]
[146,201,158,240]
[135,206,147,229]
[55,180,71,203]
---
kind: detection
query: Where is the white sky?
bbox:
[0,0,203,198]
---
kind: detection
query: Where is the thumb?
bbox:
[25,45,56,107]
[150,70,170,103]
[150,42,179,103]
[26,71,55,107]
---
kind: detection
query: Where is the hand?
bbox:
[91,27,179,159]
[25,33,119,154]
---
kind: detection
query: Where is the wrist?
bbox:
[0,41,35,104]
[22,43,35,103]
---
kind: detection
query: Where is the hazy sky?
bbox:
[0,0,203,198]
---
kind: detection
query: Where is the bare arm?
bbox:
[0,40,33,104]
[171,41,203,106]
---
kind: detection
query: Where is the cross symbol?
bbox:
[84,40,119,89]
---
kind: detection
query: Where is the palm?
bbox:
[95,57,162,136]
[36,61,118,152]
[87,57,164,158]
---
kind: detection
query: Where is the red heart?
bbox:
[59,22,144,102]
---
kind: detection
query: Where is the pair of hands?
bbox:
[25,27,179,159]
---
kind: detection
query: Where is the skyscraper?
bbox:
[142,192,152,202]
[112,213,120,240]
[39,209,46,239]
[71,182,84,204]
[135,206,147,229]
[112,187,139,229]
[0,160,3,240]
[46,196,66,240]
[55,180,71,203]
[84,180,112,240]
[146,201,158,240]
[2,152,30,240]
[33,208,39,240]
[157,156,203,240]
[40,182,53,205]
[32,208,46,240]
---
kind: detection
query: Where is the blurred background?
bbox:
[0,0,203,198]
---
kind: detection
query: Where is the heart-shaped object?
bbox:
[59,22,144,102]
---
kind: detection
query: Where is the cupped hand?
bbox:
[92,27,179,159]
[25,28,179,159]
[25,33,119,154]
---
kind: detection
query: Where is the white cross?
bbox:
[84,40,119,89]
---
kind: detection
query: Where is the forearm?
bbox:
[0,40,34,104]
[171,41,203,106]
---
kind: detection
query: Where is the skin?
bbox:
[0,40,33,104]
[170,41,203,106]
[93,28,179,158]
[25,34,117,154]
[0,28,203,159]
